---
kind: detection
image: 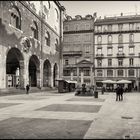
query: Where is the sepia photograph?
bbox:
[0,0,140,139]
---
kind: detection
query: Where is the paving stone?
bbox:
[0,117,92,139]
[0,103,21,109]
[37,104,102,113]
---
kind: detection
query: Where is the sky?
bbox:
[59,1,140,18]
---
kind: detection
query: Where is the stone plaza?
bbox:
[0,90,140,139]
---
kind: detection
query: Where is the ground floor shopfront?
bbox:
[0,47,59,90]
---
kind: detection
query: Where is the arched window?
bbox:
[108,35,112,44]
[55,8,59,22]
[118,34,123,44]
[10,6,21,29]
[31,21,38,40]
[45,31,50,46]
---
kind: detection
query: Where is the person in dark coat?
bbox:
[120,86,124,101]
[116,85,121,101]
[26,84,30,94]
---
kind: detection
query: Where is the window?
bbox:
[118,59,123,66]
[118,69,123,77]
[129,47,134,54]
[97,26,102,32]
[10,6,21,29]
[118,34,123,44]
[64,25,69,31]
[128,69,134,76]
[97,48,102,55]
[129,23,134,30]
[108,35,112,44]
[118,47,123,54]
[65,59,69,65]
[83,69,90,76]
[45,31,50,46]
[85,34,90,41]
[129,34,134,43]
[97,70,103,77]
[84,44,90,55]
[97,36,102,44]
[107,70,113,77]
[118,24,123,31]
[85,24,90,30]
[108,59,112,66]
[75,24,79,30]
[107,47,112,55]
[97,59,102,66]
[31,21,38,40]
[108,24,112,32]
[129,58,134,66]
[63,70,70,76]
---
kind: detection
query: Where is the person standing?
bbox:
[120,86,124,101]
[26,84,30,94]
[116,85,121,101]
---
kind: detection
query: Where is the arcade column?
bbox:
[19,60,24,89]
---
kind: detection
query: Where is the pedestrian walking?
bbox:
[120,86,124,101]
[26,84,30,94]
[101,86,105,94]
[116,85,121,101]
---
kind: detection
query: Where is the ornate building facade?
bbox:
[63,14,96,85]
[94,13,140,90]
[0,1,65,89]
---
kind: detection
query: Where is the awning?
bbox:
[116,80,132,84]
[65,80,77,84]
[102,80,116,84]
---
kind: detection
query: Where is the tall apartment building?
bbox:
[0,1,65,89]
[63,14,96,85]
[94,13,140,90]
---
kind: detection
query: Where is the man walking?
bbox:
[26,84,30,94]
[120,85,124,101]
[116,85,121,101]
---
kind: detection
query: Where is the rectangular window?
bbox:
[108,59,112,66]
[97,59,102,66]
[65,59,69,65]
[129,58,134,66]
[118,59,123,66]
[64,25,69,31]
[129,47,134,54]
[128,69,134,76]
[118,69,123,77]
[107,48,112,55]
[84,44,90,56]
[108,24,112,32]
[118,24,123,31]
[85,24,90,30]
[97,26,102,32]
[97,48,102,55]
[107,70,113,77]
[118,47,123,54]
[85,34,90,41]
[97,70,103,77]
[63,70,70,76]
[129,23,134,30]
[83,69,90,76]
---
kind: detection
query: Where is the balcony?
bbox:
[63,51,82,56]
[117,53,125,58]
[96,54,104,58]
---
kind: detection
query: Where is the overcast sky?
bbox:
[60,1,140,18]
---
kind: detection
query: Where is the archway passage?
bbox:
[6,48,24,88]
[43,60,51,87]
[53,63,58,87]
[29,55,40,87]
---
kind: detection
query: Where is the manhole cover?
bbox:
[121,116,133,119]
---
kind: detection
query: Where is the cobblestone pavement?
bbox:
[0,91,140,139]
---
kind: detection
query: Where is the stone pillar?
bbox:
[81,71,84,84]
[19,60,24,89]
[50,66,54,88]
[40,59,43,88]
[36,68,40,88]
[0,48,6,89]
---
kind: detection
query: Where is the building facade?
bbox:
[0,1,65,89]
[63,14,96,85]
[94,13,140,90]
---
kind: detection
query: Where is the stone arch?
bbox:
[43,59,51,87]
[6,47,24,88]
[28,55,40,87]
